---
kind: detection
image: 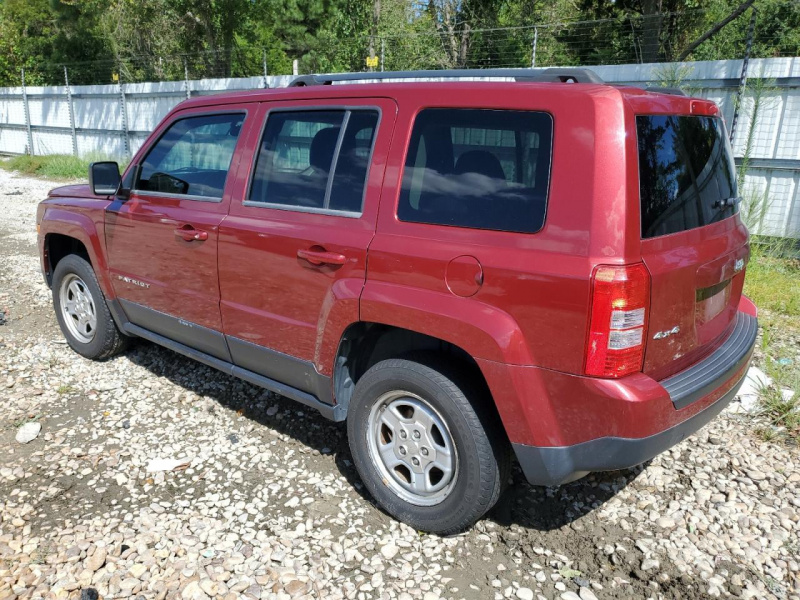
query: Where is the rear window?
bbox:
[637,115,738,239]
[398,109,553,234]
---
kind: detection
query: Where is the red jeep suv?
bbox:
[37,68,757,534]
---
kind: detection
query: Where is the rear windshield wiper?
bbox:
[713,197,741,210]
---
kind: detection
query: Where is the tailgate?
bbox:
[636,114,749,381]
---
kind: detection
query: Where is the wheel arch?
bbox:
[44,233,92,286]
[333,322,500,428]
[39,207,114,297]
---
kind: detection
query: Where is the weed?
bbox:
[652,62,699,95]
[0,154,129,181]
[56,384,75,395]
[758,356,800,437]
[744,252,800,317]
[11,414,41,428]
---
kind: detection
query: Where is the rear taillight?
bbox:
[585,263,650,378]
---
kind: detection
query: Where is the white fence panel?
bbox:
[0,59,797,237]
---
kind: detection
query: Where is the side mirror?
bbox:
[89,161,121,196]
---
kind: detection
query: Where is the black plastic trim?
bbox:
[226,336,333,405]
[106,298,129,334]
[119,299,232,363]
[512,365,748,487]
[662,311,757,410]
[120,321,344,421]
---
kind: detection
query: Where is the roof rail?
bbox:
[288,67,604,87]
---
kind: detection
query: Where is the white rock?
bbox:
[579,588,598,600]
[146,457,191,472]
[380,542,399,560]
[641,558,660,571]
[182,581,210,600]
[516,587,534,600]
[85,548,106,572]
[15,422,41,444]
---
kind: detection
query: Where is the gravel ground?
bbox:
[1,167,799,600]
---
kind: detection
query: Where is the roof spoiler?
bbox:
[288,67,604,87]
[644,86,687,96]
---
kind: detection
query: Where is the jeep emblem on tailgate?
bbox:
[654,326,680,340]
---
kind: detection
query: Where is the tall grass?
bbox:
[0,154,128,180]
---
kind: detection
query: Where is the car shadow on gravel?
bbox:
[489,464,647,531]
[120,343,361,461]
[122,340,649,531]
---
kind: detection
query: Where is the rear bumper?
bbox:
[508,308,757,486]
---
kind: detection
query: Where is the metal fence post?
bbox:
[729,7,757,143]
[21,69,34,156]
[64,66,78,157]
[262,50,269,88]
[293,60,299,76]
[117,71,131,159]
[531,28,538,68]
[183,58,191,100]
[380,38,385,72]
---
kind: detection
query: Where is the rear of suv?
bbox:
[37,68,757,534]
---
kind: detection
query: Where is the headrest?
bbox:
[454,150,506,181]
[309,127,341,171]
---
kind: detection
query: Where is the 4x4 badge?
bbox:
[734,258,745,273]
[653,326,680,340]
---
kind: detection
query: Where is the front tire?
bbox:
[52,254,129,360]
[347,356,509,535]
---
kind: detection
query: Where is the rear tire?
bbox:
[347,355,509,534]
[52,254,129,360]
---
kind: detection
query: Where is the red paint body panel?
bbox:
[36,80,756,463]
[217,98,397,375]
[104,103,254,332]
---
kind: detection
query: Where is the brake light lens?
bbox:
[585,263,650,378]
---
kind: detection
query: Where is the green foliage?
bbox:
[744,247,800,317]
[744,251,800,444]
[0,0,798,85]
[0,154,128,180]
[755,312,800,443]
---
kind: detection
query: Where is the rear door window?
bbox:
[398,108,553,234]
[136,113,245,199]
[637,115,738,239]
[248,109,379,214]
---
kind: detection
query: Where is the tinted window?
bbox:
[137,113,244,199]
[637,115,738,239]
[398,109,553,233]
[249,110,379,214]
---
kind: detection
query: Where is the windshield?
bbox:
[637,115,738,239]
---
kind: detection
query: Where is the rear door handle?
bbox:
[174,225,208,241]
[297,248,347,266]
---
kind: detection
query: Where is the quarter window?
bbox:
[249,109,379,214]
[136,113,245,199]
[398,109,553,233]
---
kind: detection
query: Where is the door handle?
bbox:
[297,248,347,266]
[174,225,208,241]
